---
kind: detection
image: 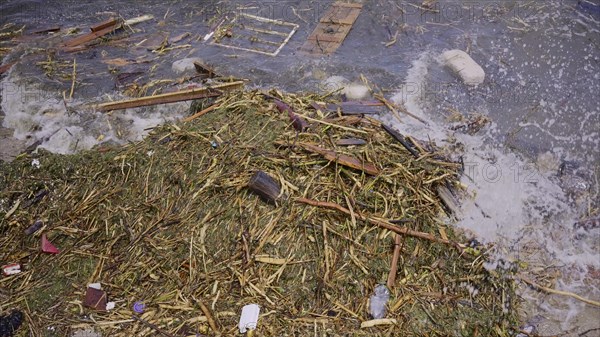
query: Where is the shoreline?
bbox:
[0,102,27,163]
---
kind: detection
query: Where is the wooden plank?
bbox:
[90,18,119,32]
[321,6,360,25]
[62,22,122,49]
[301,2,362,55]
[97,81,244,112]
[308,27,347,43]
[313,101,384,115]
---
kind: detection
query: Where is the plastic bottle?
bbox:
[369,284,390,319]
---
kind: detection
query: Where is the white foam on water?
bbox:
[1,69,190,154]
[385,51,600,334]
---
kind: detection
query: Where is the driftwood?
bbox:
[193,61,218,78]
[248,171,281,204]
[97,81,244,112]
[436,185,463,218]
[382,124,420,158]
[298,142,380,175]
[183,104,220,123]
[387,234,403,288]
[62,20,122,51]
[312,101,384,115]
[296,197,462,250]
[30,26,61,34]
[336,138,367,146]
[90,18,119,33]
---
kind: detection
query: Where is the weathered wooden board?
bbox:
[301,2,362,55]
[311,100,384,115]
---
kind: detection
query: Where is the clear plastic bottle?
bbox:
[369,284,390,319]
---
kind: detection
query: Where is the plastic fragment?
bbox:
[2,264,21,276]
[238,304,260,333]
[133,301,146,313]
[369,284,390,319]
[41,234,60,254]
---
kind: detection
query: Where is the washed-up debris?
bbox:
[193,61,219,79]
[29,26,61,35]
[360,318,397,329]
[239,304,260,334]
[335,138,367,146]
[0,90,521,336]
[84,286,107,311]
[41,234,60,254]
[212,13,299,56]
[296,142,380,175]
[1,264,21,276]
[382,124,420,158]
[343,83,371,100]
[0,311,23,337]
[369,285,390,319]
[62,18,123,52]
[24,220,44,235]
[441,49,485,86]
[124,15,154,26]
[311,100,385,115]
[0,62,16,75]
[132,301,146,314]
[97,80,244,111]
[248,171,282,205]
[23,189,48,208]
[301,2,363,55]
[90,18,120,33]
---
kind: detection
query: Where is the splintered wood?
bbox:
[301,2,363,55]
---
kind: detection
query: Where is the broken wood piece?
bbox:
[436,185,463,218]
[295,197,463,251]
[193,61,218,78]
[90,18,119,32]
[248,171,282,204]
[301,2,363,55]
[360,318,398,328]
[0,62,16,75]
[183,104,220,123]
[97,81,244,112]
[30,26,61,34]
[84,287,107,311]
[171,32,191,44]
[386,234,403,289]
[62,20,122,50]
[313,100,384,115]
[193,297,220,333]
[298,142,379,175]
[124,15,154,26]
[336,138,367,146]
[382,124,420,159]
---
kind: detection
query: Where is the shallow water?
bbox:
[1,0,599,335]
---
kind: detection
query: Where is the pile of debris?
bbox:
[0,89,519,336]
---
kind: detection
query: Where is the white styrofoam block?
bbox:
[441,50,485,86]
[343,83,371,100]
[238,304,260,333]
